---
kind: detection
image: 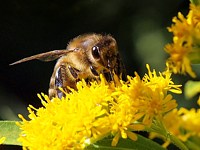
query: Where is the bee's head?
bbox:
[91,35,118,70]
[67,33,119,73]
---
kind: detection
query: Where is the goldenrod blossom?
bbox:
[17,77,113,150]
[17,65,181,149]
[120,65,180,126]
[109,92,144,146]
[178,107,200,137]
[165,4,200,78]
[143,64,182,94]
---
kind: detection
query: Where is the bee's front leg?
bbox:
[54,65,67,98]
[55,64,81,98]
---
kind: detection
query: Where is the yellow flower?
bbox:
[140,89,177,126]
[109,89,144,146]
[115,64,179,126]
[139,65,179,125]
[188,4,200,32]
[165,42,195,78]
[165,4,200,78]
[143,64,182,94]
[179,107,200,137]
[17,65,181,149]
[17,76,113,150]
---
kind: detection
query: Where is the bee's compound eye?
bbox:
[92,46,100,59]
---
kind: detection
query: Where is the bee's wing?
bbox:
[10,49,74,65]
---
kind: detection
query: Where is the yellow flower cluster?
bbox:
[179,107,200,137]
[17,65,181,150]
[165,4,200,78]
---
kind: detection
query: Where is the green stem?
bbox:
[169,134,189,150]
[146,119,188,150]
[185,140,200,150]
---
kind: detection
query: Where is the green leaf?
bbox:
[184,81,200,99]
[0,121,21,145]
[86,135,166,150]
[191,64,200,77]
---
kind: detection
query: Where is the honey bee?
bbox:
[10,33,124,98]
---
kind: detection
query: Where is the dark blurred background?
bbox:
[0,0,193,149]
